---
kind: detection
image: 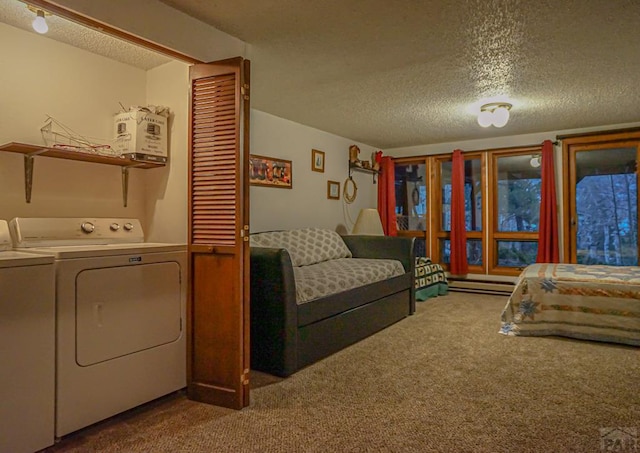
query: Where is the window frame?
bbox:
[488,146,543,276]
[432,151,485,274]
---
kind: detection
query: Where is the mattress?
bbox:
[500,263,640,346]
[293,257,405,304]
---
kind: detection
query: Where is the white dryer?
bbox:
[0,220,55,453]
[11,217,187,437]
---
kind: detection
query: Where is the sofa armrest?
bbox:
[341,235,415,273]
[249,247,299,376]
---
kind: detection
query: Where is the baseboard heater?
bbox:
[447,279,514,295]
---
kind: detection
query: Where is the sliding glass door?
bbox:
[567,142,639,265]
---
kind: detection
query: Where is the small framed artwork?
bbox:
[312,149,325,173]
[327,180,340,200]
[249,154,293,189]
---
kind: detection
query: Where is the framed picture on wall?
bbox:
[327,180,340,200]
[249,154,293,189]
[312,149,325,173]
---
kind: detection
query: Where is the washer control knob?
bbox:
[123,222,134,231]
[110,223,120,231]
[81,222,95,233]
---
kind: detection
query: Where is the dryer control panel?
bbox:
[0,220,11,251]
[10,218,144,247]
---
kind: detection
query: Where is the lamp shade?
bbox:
[352,208,384,235]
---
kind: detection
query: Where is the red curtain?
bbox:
[536,140,560,263]
[377,156,397,236]
[449,149,468,274]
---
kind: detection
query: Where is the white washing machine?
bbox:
[0,220,55,453]
[10,217,187,438]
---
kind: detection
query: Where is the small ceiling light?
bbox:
[530,155,542,168]
[477,102,512,128]
[32,10,48,33]
[27,6,50,34]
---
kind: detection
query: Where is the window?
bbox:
[434,154,483,271]
[394,159,429,257]
[427,147,545,276]
[394,130,640,277]
[395,162,427,232]
[490,151,542,273]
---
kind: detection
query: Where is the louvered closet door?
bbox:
[188,57,250,409]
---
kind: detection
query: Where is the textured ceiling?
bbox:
[0,0,172,70]
[5,0,640,148]
[158,0,640,148]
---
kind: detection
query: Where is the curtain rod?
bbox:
[392,140,558,160]
[556,127,640,141]
[511,140,559,148]
[459,140,558,153]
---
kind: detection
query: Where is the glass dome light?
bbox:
[530,155,542,168]
[477,110,493,127]
[477,102,512,128]
[492,106,510,127]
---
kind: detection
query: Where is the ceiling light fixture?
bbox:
[27,6,50,34]
[529,155,542,168]
[477,102,512,128]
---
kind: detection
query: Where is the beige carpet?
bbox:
[46,293,639,452]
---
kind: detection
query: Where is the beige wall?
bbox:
[0,19,377,242]
[250,110,378,233]
[0,22,191,245]
[46,0,382,235]
[0,22,148,222]
[144,61,190,244]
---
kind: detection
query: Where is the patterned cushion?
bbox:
[250,228,352,266]
[293,258,405,303]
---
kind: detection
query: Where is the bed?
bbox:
[500,263,640,346]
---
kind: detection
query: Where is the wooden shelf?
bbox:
[1,142,166,206]
[0,142,164,169]
[349,161,380,183]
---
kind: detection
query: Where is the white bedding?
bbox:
[500,263,640,346]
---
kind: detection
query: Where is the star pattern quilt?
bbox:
[500,263,640,346]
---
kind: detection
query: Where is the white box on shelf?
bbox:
[113,111,168,163]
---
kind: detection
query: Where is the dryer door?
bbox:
[76,261,182,366]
